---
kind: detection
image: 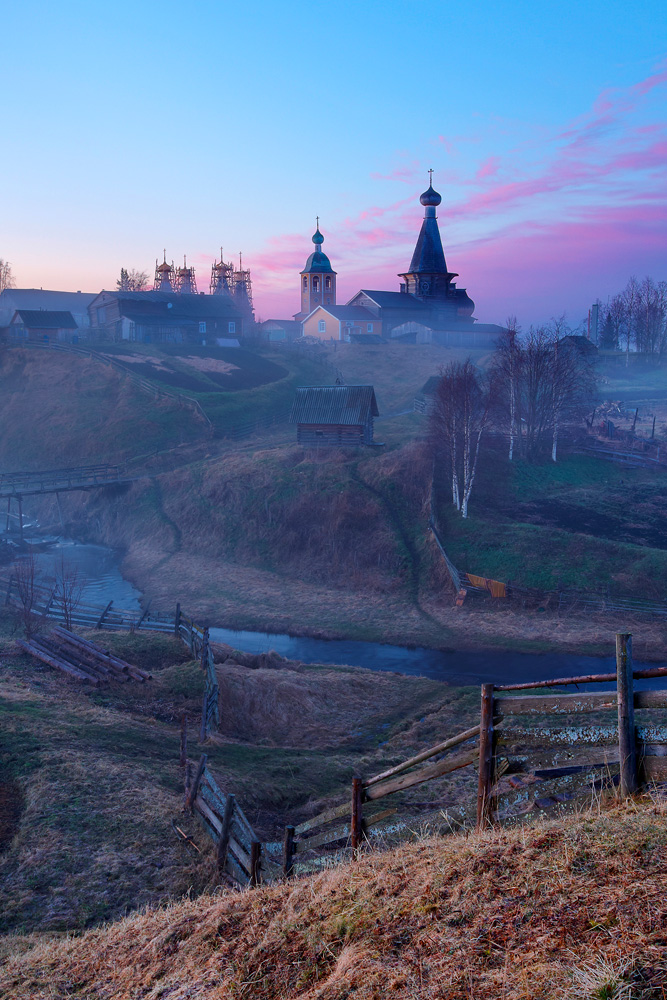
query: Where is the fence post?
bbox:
[200,627,210,671]
[180,713,187,768]
[282,825,295,879]
[174,602,181,637]
[476,684,495,830]
[185,753,207,813]
[616,632,637,796]
[217,794,235,876]
[199,690,208,743]
[350,776,364,858]
[250,841,262,887]
[184,759,193,803]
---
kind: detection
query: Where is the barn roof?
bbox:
[290,385,379,425]
[11,310,78,329]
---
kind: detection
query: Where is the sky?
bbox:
[2,0,666,328]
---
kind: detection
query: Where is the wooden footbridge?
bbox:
[1,464,133,543]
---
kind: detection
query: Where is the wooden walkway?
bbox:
[0,464,131,499]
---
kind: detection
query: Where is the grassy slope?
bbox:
[0,349,205,470]
[0,610,481,934]
[2,800,666,999]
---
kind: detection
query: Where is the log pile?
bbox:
[16,626,151,685]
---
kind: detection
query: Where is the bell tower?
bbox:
[295,220,336,321]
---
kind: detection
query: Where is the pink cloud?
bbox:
[475,156,500,180]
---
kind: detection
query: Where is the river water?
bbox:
[11,536,667,688]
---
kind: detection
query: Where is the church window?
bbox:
[303,277,308,290]
[325,276,331,290]
[312,277,319,291]
[318,320,326,333]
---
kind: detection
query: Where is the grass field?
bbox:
[436,448,667,596]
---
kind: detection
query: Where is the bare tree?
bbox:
[117,268,149,292]
[53,554,85,630]
[491,317,522,461]
[548,330,596,462]
[0,259,15,293]
[13,553,42,639]
[621,276,640,365]
[431,359,491,518]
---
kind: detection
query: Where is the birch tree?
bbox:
[431,359,491,518]
[0,259,15,293]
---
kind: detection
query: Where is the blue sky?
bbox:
[3,0,666,326]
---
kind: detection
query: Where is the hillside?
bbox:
[2,800,666,999]
[0,609,481,934]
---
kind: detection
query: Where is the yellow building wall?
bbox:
[302,309,340,341]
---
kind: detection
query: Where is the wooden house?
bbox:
[290,385,379,447]
[9,309,79,342]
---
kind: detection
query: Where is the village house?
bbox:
[8,309,79,342]
[290,384,379,447]
[301,305,382,343]
[87,290,245,344]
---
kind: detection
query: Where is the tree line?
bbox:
[598,276,667,357]
[430,320,597,518]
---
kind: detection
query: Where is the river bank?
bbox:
[116,542,667,665]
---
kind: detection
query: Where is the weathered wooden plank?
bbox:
[294,822,350,854]
[498,723,667,750]
[199,782,226,821]
[185,754,207,812]
[194,793,222,836]
[217,794,235,875]
[200,767,227,806]
[497,665,667,691]
[363,725,480,788]
[294,801,349,836]
[228,836,252,876]
[364,807,398,830]
[496,692,618,716]
[17,638,100,684]
[230,800,257,845]
[641,756,667,781]
[365,747,479,801]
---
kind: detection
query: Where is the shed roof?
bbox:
[93,290,242,320]
[11,310,78,329]
[290,385,379,425]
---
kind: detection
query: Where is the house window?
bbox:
[367,323,373,332]
[199,321,206,334]
[318,320,326,333]
[312,276,319,291]
[228,321,236,333]
[325,276,331,290]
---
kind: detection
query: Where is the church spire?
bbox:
[398,171,458,301]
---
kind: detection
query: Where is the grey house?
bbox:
[290,385,379,447]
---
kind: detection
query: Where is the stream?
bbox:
[8,534,667,689]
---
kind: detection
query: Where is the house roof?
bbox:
[290,385,379,425]
[419,376,441,396]
[92,290,242,320]
[353,290,429,311]
[259,319,301,332]
[11,310,77,329]
[316,305,377,322]
[0,288,96,326]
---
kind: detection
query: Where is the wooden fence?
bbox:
[184,632,667,889]
[477,634,667,827]
[175,606,219,739]
[2,574,174,632]
[183,753,281,886]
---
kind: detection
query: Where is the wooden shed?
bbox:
[290,385,379,447]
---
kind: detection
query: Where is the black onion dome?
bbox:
[420,184,442,207]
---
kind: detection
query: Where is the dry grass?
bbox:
[2,798,667,999]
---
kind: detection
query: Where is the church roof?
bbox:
[301,250,335,274]
[407,214,449,274]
